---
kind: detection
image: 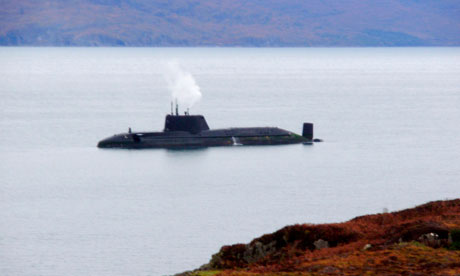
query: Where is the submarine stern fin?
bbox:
[302,123,313,140]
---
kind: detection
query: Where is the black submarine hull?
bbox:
[97,128,310,149]
[97,114,314,149]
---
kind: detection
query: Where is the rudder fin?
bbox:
[302,123,313,140]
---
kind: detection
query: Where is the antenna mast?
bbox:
[175,99,179,115]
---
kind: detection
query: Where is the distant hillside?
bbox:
[1,0,460,46]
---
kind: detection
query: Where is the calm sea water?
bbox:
[1,47,459,276]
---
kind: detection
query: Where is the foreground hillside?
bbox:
[1,0,460,46]
[180,199,460,276]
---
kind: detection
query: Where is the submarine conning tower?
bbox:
[164,114,210,134]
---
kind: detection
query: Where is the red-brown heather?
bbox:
[186,199,460,276]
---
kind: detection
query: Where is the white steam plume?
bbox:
[164,61,202,112]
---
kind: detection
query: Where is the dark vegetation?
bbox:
[180,199,460,276]
[451,229,460,250]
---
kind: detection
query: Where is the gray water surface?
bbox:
[1,47,459,276]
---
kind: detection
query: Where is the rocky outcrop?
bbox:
[204,224,360,269]
[313,239,329,250]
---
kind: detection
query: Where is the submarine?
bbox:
[97,103,316,149]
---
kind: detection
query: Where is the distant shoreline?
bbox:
[3,2,459,48]
[2,46,460,51]
[2,45,460,48]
